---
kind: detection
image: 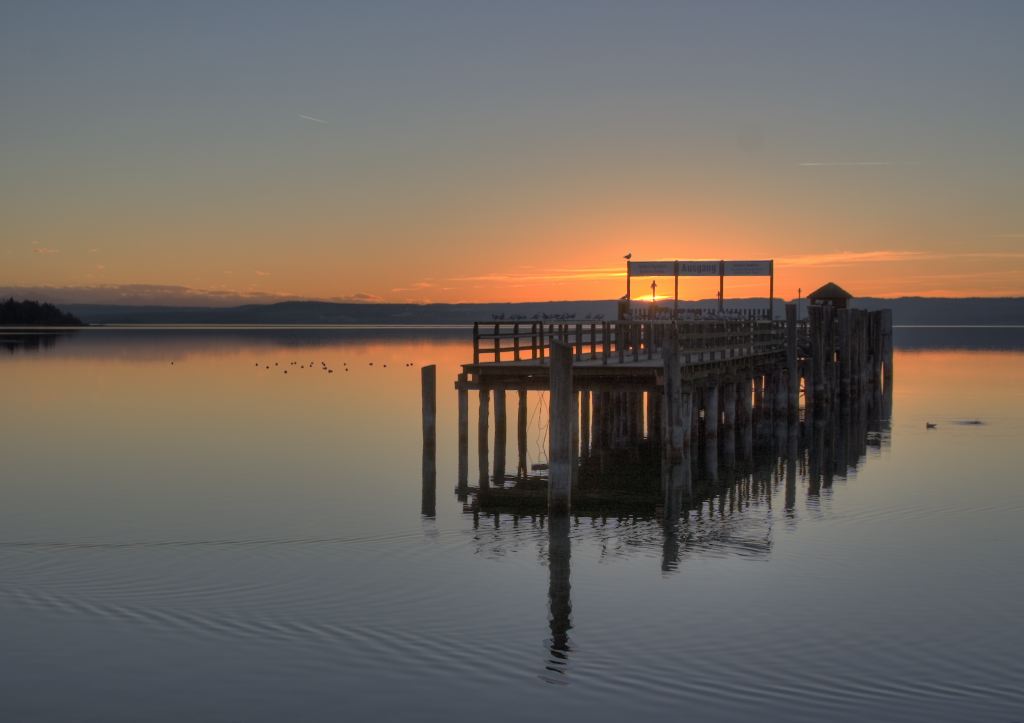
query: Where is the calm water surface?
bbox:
[2,326,1023,722]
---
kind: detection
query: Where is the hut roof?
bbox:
[808,282,853,300]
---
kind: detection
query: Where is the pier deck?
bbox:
[430,304,894,515]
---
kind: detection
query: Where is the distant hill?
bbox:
[61,297,1024,326]
[851,297,1024,325]
[1,298,84,326]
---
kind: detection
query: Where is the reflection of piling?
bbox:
[785,418,799,513]
[546,514,572,675]
[421,365,436,516]
[549,341,574,513]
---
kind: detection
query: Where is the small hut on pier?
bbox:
[808,282,852,310]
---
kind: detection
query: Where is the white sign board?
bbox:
[628,260,772,277]
[628,261,676,277]
[723,260,772,276]
[677,261,721,277]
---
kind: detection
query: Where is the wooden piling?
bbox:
[704,383,720,439]
[421,365,436,516]
[517,388,528,478]
[838,308,851,401]
[881,308,893,387]
[478,386,490,489]
[786,303,799,414]
[723,378,737,430]
[493,386,506,483]
[662,328,685,467]
[580,390,591,455]
[457,376,469,489]
[548,341,574,513]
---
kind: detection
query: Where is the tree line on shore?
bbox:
[1,298,84,326]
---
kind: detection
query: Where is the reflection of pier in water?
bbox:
[429,391,891,679]
[451,385,891,554]
[419,313,892,678]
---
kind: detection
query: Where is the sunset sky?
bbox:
[3,1,1023,305]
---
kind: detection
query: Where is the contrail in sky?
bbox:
[798,161,912,167]
[299,114,328,124]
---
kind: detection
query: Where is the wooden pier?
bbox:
[428,301,893,515]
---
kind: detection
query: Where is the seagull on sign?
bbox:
[624,252,632,260]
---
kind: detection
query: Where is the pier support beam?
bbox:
[421,365,436,517]
[517,388,528,479]
[457,376,469,490]
[478,387,490,489]
[580,390,591,456]
[786,303,799,415]
[662,329,684,460]
[661,329,691,499]
[493,386,506,483]
[723,379,737,431]
[548,341,574,513]
[704,384,720,439]
[881,308,893,387]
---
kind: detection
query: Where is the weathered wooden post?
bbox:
[580,389,591,455]
[881,308,893,387]
[493,386,506,483]
[723,378,737,431]
[549,341,574,513]
[571,390,580,488]
[421,365,436,516]
[478,386,490,489]
[517,388,528,478]
[682,385,694,449]
[822,304,835,406]
[740,377,754,460]
[662,328,684,466]
[786,303,799,415]
[704,383,719,440]
[773,369,787,417]
[838,308,851,402]
[457,374,469,489]
[740,377,753,428]
[661,327,691,500]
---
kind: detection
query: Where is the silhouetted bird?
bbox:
[926,422,937,429]
[624,251,632,260]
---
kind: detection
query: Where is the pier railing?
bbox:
[471,319,787,366]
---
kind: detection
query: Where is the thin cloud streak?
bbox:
[299,114,328,124]
[451,266,624,283]
[778,250,926,267]
[798,161,915,167]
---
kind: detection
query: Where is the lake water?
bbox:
[2,326,1023,722]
